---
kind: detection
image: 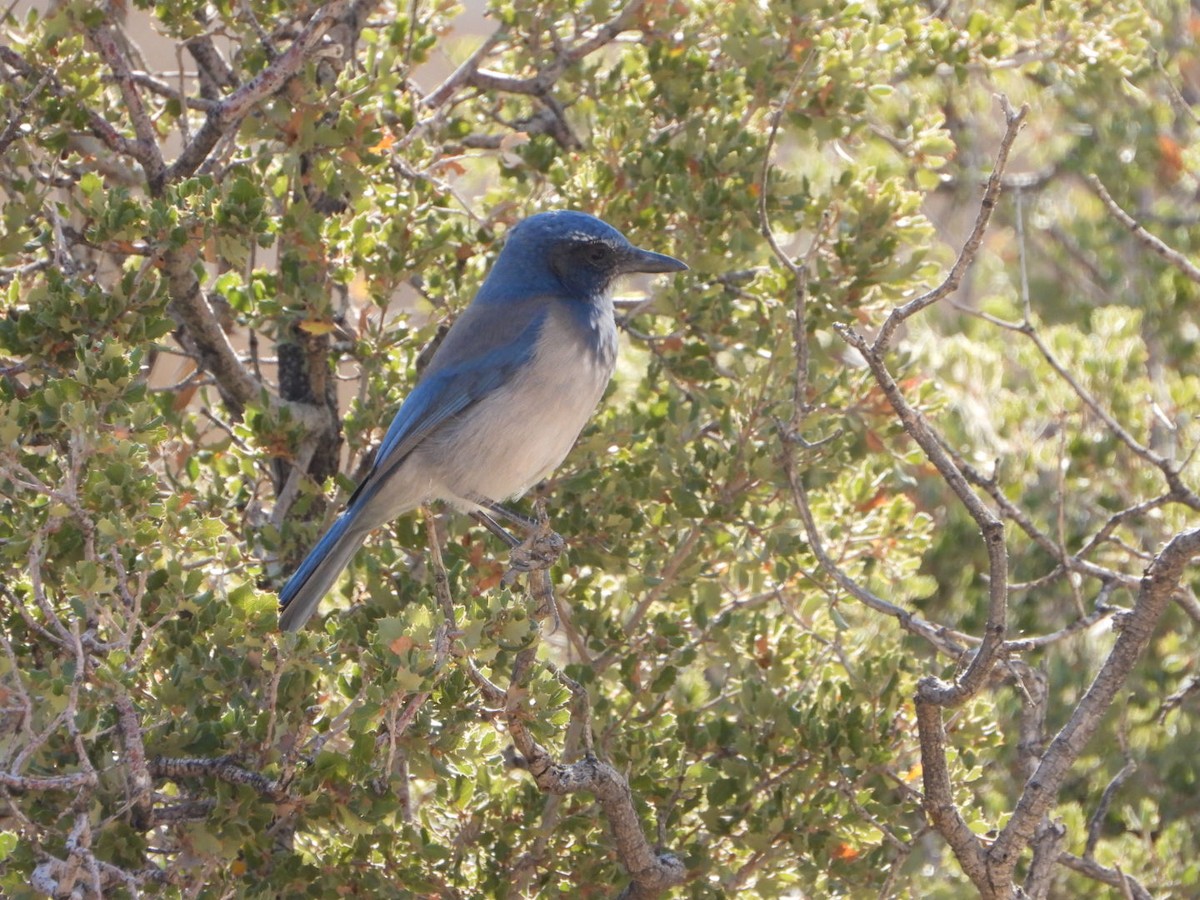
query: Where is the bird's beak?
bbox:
[624,247,688,275]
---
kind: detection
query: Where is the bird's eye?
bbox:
[584,244,611,264]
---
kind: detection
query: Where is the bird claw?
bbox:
[502,528,566,584]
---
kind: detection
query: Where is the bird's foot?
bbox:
[501,503,564,627]
[502,526,565,582]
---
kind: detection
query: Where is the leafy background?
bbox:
[1,0,1199,897]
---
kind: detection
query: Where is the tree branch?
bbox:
[873,96,1027,353]
[424,0,649,107]
[161,248,328,429]
[1024,819,1066,899]
[783,454,972,658]
[503,653,686,898]
[1089,174,1200,284]
[949,292,1199,511]
[0,44,146,164]
[1019,322,1200,510]
[1057,853,1153,900]
[988,527,1200,881]
[913,695,990,887]
[423,28,509,108]
[839,325,1008,703]
[1084,759,1136,858]
[149,755,288,801]
[88,21,167,193]
[114,693,154,829]
[165,0,351,182]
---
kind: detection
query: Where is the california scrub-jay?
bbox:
[278,210,687,631]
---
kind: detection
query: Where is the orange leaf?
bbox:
[831,842,859,861]
[1158,133,1184,181]
[369,130,396,153]
[755,633,772,669]
[389,635,415,655]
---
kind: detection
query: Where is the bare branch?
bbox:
[126,71,218,111]
[503,650,686,899]
[914,694,989,888]
[784,454,971,657]
[873,97,1028,353]
[1084,759,1136,858]
[186,27,239,99]
[950,276,1199,513]
[423,28,509,108]
[839,326,1008,702]
[149,755,288,801]
[989,526,1200,881]
[758,67,809,282]
[88,21,167,192]
[425,0,648,106]
[1020,322,1200,510]
[1158,672,1200,723]
[1024,819,1066,900]
[1090,174,1200,284]
[114,694,154,829]
[944,438,1137,590]
[0,769,98,792]
[757,62,839,438]
[166,0,352,182]
[1002,587,1118,653]
[1057,853,1153,900]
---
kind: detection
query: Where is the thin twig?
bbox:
[1090,174,1200,284]
[1084,759,1136,858]
[1020,323,1200,510]
[873,97,1028,353]
[840,325,1008,703]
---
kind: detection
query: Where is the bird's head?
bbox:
[480,210,687,304]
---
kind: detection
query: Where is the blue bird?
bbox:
[278,210,687,631]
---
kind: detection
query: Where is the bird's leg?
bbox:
[469,497,539,548]
[470,497,564,626]
[501,501,565,580]
[469,508,522,548]
[480,499,537,532]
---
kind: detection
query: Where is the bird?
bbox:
[278,210,687,631]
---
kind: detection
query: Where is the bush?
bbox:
[1,1,1198,897]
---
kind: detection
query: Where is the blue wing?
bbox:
[278,296,555,630]
[349,296,552,505]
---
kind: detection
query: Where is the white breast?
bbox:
[411,299,618,509]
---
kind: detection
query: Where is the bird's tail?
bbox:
[278,512,370,632]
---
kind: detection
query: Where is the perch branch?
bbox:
[503,652,686,898]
